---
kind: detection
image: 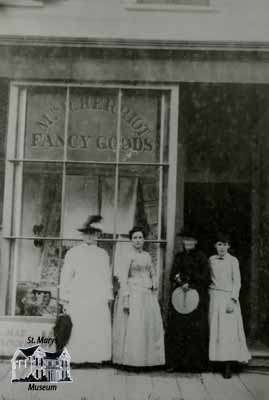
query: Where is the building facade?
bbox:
[0,0,269,358]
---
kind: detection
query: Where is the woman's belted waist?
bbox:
[128,277,153,291]
[209,286,232,294]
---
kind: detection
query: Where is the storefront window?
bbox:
[120,90,162,163]
[3,84,174,317]
[24,87,66,161]
[68,88,118,162]
[19,162,62,237]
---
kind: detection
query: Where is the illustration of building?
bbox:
[11,345,72,382]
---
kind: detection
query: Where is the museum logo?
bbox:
[11,343,72,391]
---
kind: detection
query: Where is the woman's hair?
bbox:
[214,232,231,245]
[129,226,146,240]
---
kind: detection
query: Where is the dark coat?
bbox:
[165,248,211,371]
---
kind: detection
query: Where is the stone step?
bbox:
[248,349,269,370]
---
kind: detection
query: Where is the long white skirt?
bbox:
[68,296,111,363]
[113,285,165,366]
[209,289,251,362]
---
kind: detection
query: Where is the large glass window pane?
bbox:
[0,80,8,161]
[117,165,167,239]
[120,90,162,163]
[18,162,62,237]
[0,161,5,228]
[64,163,116,238]
[14,239,61,317]
[6,84,172,318]
[68,88,118,162]
[24,87,66,161]
[162,92,170,163]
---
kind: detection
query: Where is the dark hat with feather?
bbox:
[78,215,104,234]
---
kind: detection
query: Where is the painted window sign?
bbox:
[25,88,159,163]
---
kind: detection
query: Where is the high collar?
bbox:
[83,240,97,246]
[215,253,228,260]
[132,247,143,254]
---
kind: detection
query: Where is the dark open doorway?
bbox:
[177,83,269,351]
[184,182,252,334]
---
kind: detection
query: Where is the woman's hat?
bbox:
[177,226,197,240]
[77,215,104,234]
[171,287,200,314]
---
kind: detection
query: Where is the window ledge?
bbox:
[124,1,218,13]
[0,1,43,7]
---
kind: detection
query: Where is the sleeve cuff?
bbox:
[231,290,239,301]
[152,276,158,290]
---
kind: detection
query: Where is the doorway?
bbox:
[184,182,252,334]
[178,83,267,345]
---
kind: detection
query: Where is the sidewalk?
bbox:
[0,362,268,400]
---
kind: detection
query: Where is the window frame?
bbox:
[2,81,179,318]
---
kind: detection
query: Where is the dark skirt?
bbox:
[165,302,209,372]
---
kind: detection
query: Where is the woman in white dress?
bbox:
[112,226,165,368]
[60,215,113,364]
[209,233,250,378]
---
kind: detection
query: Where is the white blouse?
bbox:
[209,253,241,300]
[60,243,113,309]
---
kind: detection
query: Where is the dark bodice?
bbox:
[170,249,211,295]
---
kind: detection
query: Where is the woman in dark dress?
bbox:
[165,228,211,372]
